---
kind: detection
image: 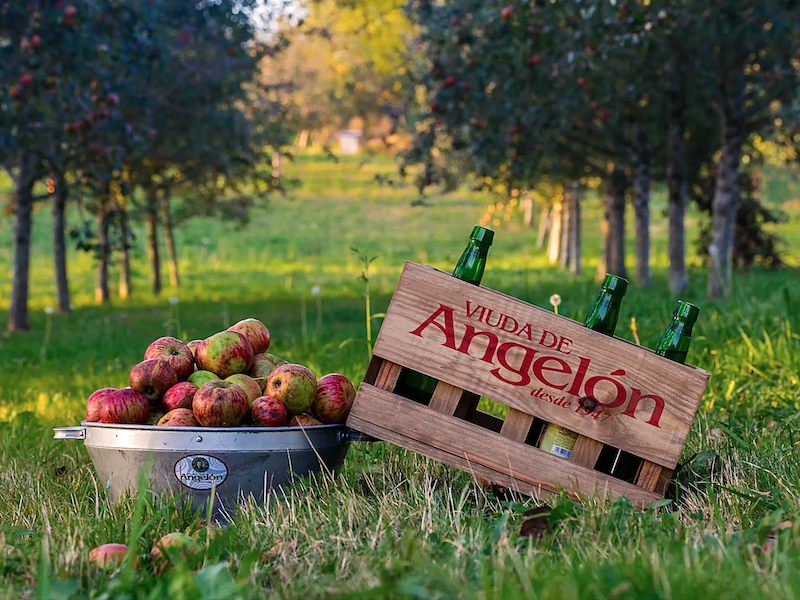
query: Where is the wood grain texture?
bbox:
[429,381,464,415]
[371,262,710,469]
[374,360,402,392]
[348,383,662,505]
[570,436,604,469]
[635,461,664,492]
[500,409,534,442]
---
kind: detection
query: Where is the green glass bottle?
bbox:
[598,300,700,482]
[538,274,628,459]
[394,226,494,404]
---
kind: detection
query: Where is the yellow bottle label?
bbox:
[539,425,578,459]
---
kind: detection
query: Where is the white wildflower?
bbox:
[45,306,54,315]
[311,286,321,297]
[549,294,561,307]
[169,296,179,305]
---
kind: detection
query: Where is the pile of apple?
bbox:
[85,318,356,428]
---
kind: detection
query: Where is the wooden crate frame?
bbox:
[346,263,710,505]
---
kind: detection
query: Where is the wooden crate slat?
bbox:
[429,382,464,415]
[635,461,664,492]
[374,360,402,392]
[570,436,604,469]
[500,409,535,443]
[372,262,710,469]
[348,383,662,505]
[654,468,675,496]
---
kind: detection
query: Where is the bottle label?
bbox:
[539,425,579,459]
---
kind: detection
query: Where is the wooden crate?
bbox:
[346,262,710,505]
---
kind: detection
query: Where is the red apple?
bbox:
[30,34,42,49]
[225,374,261,404]
[289,414,323,427]
[192,381,249,427]
[500,5,514,20]
[444,75,456,87]
[150,532,200,562]
[89,543,128,567]
[100,389,150,424]
[227,318,270,354]
[527,54,542,66]
[130,359,177,403]
[266,364,317,415]
[248,353,284,392]
[195,331,254,378]
[86,387,116,422]
[9,85,22,99]
[311,374,356,424]
[106,92,119,106]
[251,396,288,427]
[187,340,202,357]
[162,381,198,411]
[19,73,33,87]
[157,408,200,427]
[187,370,220,387]
[144,336,194,381]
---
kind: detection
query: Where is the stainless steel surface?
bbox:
[54,422,356,522]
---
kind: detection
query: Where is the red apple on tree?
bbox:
[162,381,198,411]
[195,331,254,378]
[250,395,288,427]
[227,318,270,354]
[19,73,33,87]
[266,364,317,415]
[311,374,356,424]
[86,388,116,422]
[30,35,42,49]
[192,381,249,427]
[106,93,120,106]
[130,359,177,403]
[144,337,194,381]
[100,389,150,424]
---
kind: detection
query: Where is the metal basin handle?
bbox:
[53,427,86,440]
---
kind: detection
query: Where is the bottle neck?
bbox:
[584,291,623,336]
[453,240,490,285]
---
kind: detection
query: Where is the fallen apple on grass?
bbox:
[89,543,129,567]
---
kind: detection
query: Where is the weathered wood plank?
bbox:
[500,409,534,443]
[429,381,464,415]
[570,436,604,469]
[347,383,662,505]
[374,361,402,392]
[636,461,664,492]
[371,262,710,469]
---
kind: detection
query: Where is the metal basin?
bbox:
[54,422,366,521]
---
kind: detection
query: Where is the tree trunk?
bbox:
[667,92,689,295]
[272,151,282,179]
[95,207,111,304]
[52,170,71,314]
[161,194,179,289]
[522,195,534,228]
[547,199,562,265]
[560,193,571,270]
[603,168,627,278]
[297,129,309,149]
[7,154,36,331]
[708,120,743,299]
[633,129,651,287]
[567,181,581,276]
[118,207,132,299]
[535,204,550,249]
[146,188,162,295]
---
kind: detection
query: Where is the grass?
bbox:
[1,153,800,598]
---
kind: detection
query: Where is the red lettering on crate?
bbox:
[408,302,664,428]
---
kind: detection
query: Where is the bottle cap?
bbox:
[674,300,700,323]
[470,225,494,246]
[600,273,628,296]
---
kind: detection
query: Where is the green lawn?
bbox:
[1,154,800,598]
